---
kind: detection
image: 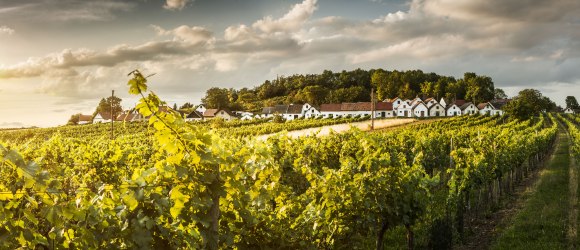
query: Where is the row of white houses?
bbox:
[254,97,507,121]
[78,97,509,124]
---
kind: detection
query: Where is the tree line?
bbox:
[201,69,508,111]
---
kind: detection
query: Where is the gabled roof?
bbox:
[411,101,426,109]
[273,105,289,114]
[79,114,92,122]
[215,109,234,117]
[459,102,475,111]
[96,112,113,120]
[428,103,444,111]
[320,103,342,112]
[186,110,204,119]
[262,107,275,115]
[203,109,218,117]
[477,102,490,110]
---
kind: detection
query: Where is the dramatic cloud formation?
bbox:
[1,0,579,126]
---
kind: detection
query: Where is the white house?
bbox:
[439,98,448,108]
[185,110,204,121]
[410,97,422,106]
[446,104,462,117]
[423,98,438,108]
[214,109,236,121]
[460,103,479,115]
[565,108,576,114]
[375,102,395,118]
[303,103,321,119]
[196,104,207,114]
[387,97,404,109]
[411,101,429,118]
[477,102,505,116]
[240,113,254,120]
[282,104,303,120]
[320,103,343,119]
[428,103,446,117]
[94,112,113,123]
[78,114,92,125]
[395,101,413,117]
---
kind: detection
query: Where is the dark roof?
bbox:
[376,102,393,111]
[186,110,204,119]
[287,104,302,114]
[459,102,475,110]
[490,99,510,109]
[320,103,342,112]
[453,100,466,106]
[273,105,289,114]
[97,112,113,120]
[262,107,275,115]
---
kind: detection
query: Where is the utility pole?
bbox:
[111,90,114,140]
[371,88,375,130]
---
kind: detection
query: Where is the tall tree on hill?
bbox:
[494,88,508,99]
[202,87,230,109]
[565,96,579,109]
[94,96,123,117]
[464,73,495,104]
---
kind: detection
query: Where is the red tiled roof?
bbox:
[203,109,218,117]
[341,102,372,111]
[320,103,341,112]
[78,114,92,122]
[477,103,488,110]
[287,104,303,114]
[376,102,393,111]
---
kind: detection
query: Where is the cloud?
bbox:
[252,0,317,33]
[0,121,25,128]
[164,0,191,11]
[0,25,14,35]
[153,25,214,45]
[0,1,135,22]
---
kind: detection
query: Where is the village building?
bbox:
[185,110,204,121]
[78,114,93,125]
[460,102,479,115]
[428,103,446,117]
[411,101,429,118]
[395,101,413,117]
[93,112,114,123]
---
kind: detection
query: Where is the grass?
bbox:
[491,130,570,250]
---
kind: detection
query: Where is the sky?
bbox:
[0,0,579,127]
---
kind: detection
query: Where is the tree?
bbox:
[494,88,508,99]
[202,87,230,109]
[180,102,194,109]
[94,96,123,117]
[565,96,579,109]
[173,103,178,110]
[504,89,553,120]
[464,73,494,104]
[67,113,80,125]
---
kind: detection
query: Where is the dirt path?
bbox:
[257,118,417,140]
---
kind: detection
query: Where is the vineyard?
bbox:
[0,71,574,249]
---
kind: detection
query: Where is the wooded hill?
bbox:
[201,69,503,112]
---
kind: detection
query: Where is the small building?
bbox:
[203,109,218,119]
[387,97,404,109]
[395,101,413,117]
[375,102,394,118]
[186,110,204,121]
[428,103,446,117]
[214,109,236,121]
[446,104,462,117]
[78,114,92,125]
[303,103,321,119]
[439,97,448,108]
[460,102,479,115]
[283,104,303,120]
[320,103,342,119]
[423,98,438,108]
[564,108,576,114]
[411,101,429,118]
[94,112,114,123]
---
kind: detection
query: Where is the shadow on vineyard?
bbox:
[0,71,575,250]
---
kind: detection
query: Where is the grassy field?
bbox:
[491,129,570,249]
